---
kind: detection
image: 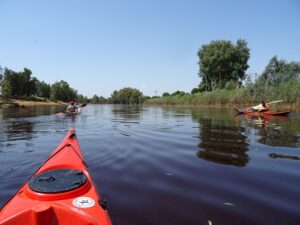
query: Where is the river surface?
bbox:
[0,105,300,225]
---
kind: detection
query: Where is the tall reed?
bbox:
[145,80,300,107]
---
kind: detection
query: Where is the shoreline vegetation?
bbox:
[144,80,300,110]
[1,84,300,110]
[1,39,299,109]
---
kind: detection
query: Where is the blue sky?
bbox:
[0,0,299,98]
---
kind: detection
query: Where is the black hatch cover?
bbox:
[28,169,87,193]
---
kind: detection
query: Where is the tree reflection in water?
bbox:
[111,105,142,122]
[196,118,249,167]
[191,108,250,167]
[2,120,34,142]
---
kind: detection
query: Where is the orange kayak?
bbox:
[0,128,113,225]
[235,108,290,117]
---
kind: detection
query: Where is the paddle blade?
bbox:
[267,100,284,104]
[80,103,87,107]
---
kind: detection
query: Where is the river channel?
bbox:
[0,105,299,225]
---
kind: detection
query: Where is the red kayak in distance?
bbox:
[235,108,290,117]
[0,128,113,225]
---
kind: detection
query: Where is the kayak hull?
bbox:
[0,128,112,225]
[235,108,290,117]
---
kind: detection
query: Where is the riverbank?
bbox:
[0,96,66,108]
[145,85,300,111]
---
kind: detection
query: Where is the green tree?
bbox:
[171,90,186,97]
[0,66,3,86]
[162,92,170,97]
[191,88,200,94]
[1,79,12,97]
[50,80,77,102]
[91,94,99,104]
[90,95,107,104]
[110,87,143,104]
[256,56,300,87]
[1,68,37,97]
[77,94,88,103]
[36,80,51,98]
[198,39,250,90]
[98,96,107,104]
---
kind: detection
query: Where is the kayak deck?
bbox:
[0,129,112,225]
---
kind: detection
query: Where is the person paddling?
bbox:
[66,100,78,113]
[248,100,270,112]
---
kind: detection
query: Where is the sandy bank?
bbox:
[0,97,66,108]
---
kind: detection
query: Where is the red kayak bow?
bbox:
[0,128,112,225]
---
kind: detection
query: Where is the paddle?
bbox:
[266,100,283,105]
[56,103,87,116]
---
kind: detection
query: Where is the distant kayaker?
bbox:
[249,100,270,112]
[66,100,78,113]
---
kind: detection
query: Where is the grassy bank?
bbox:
[145,81,300,109]
[0,96,66,108]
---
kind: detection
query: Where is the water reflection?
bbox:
[198,119,249,166]
[111,105,142,122]
[1,106,63,119]
[256,126,300,147]
[236,114,300,148]
[2,120,34,142]
[192,110,249,167]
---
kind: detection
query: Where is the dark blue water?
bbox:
[0,105,300,225]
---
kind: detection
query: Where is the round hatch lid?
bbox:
[28,169,87,193]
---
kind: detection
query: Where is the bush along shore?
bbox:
[145,80,300,110]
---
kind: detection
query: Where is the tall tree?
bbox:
[77,94,88,103]
[198,39,250,90]
[256,56,300,87]
[36,80,51,98]
[1,79,12,97]
[50,80,77,102]
[1,68,37,96]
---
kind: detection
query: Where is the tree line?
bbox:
[2,38,299,105]
[0,67,145,105]
[0,67,85,102]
